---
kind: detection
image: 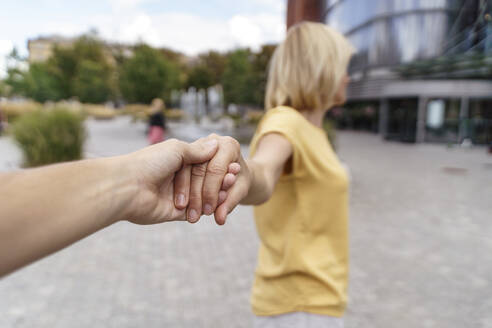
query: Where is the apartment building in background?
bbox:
[287,0,492,145]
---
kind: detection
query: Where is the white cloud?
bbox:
[91,11,284,55]
[228,14,284,50]
[0,1,286,75]
[92,0,285,54]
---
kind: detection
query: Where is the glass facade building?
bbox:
[322,0,492,144]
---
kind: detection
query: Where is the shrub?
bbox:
[246,109,264,125]
[122,104,151,122]
[0,101,42,123]
[82,104,117,120]
[165,108,185,121]
[12,108,86,167]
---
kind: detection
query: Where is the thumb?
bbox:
[181,138,218,165]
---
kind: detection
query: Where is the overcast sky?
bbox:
[0,0,286,76]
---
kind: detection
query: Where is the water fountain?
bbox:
[174,85,235,141]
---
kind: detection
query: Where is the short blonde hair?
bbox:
[150,98,165,114]
[265,22,355,111]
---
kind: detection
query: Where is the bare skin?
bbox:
[0,137,237,277]
[184,74,351,223]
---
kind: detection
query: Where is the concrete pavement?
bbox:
[1,117,491,327]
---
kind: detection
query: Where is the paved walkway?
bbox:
[1,118,492,327]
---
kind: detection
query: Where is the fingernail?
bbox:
[205,139,218,149]
[203,204,213,215]
[176,193,185,207]
[188,209,199,222]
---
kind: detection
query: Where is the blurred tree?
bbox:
[186,64,214,90]
[186,64,214,113]
[5,48,29,97]
[198,51,227,86]
[5,36,114,103]
[119,44,180,104]
[50,36,113,103]
[48,47,77,99]
[222,49,255,109]
[23,63,64,102]
[251,44,276,108]
[73,60,112,103]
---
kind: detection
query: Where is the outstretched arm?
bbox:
[212,133,293,224]
[0,138,219,277]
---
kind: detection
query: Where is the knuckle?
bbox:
[191,163,207,177]
[226,136,240,150]
[167,138,179,146]
[203,191,216,202]
[167,138,182,151]
[206,163,226,176]
[189,189,202,200]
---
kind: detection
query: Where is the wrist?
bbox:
[240,159,256,204]
[98,155,140,224]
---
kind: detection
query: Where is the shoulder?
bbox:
[258,106,304,134]
[250,106,303,156]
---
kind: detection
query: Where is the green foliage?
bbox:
[24,63,64,102]
[4,35,276,108]
[48,46,79,98]
[221,46,276,109]
[5,66,28,98]
[119,44,180,104]
[186,65,214,90]
[251,44,276,107]
[12,108,86,167]
[198,51,226,85]
[53,36,113,103]
[73,60,112,103]
[5,35,113,103]
[222,49,256,107]
[5,63,63,103]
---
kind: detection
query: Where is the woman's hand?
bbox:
[119,137,221,225]
[174,134,252,225]
[213,151,251,225]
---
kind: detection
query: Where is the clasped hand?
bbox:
[122,134,250,226]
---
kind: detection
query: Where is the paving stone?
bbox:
[1,118,491,327]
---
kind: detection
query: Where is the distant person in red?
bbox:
[148,98,167,144]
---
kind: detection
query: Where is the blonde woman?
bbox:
[191,22,355,327]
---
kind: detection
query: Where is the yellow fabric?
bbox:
[249,106,349,317]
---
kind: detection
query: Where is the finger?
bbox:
[174,165,191,210]
[181,138,218,165]
[228,162,241,175]
[214,184,246,225]
[218,190,227,205]
[202,137,240,215]
[221,173,236,190]
[187,162,207,223]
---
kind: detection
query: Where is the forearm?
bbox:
[240,159,276,205]
[0,157,136,277]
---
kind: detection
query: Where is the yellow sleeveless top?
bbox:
[249,106,349,317]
